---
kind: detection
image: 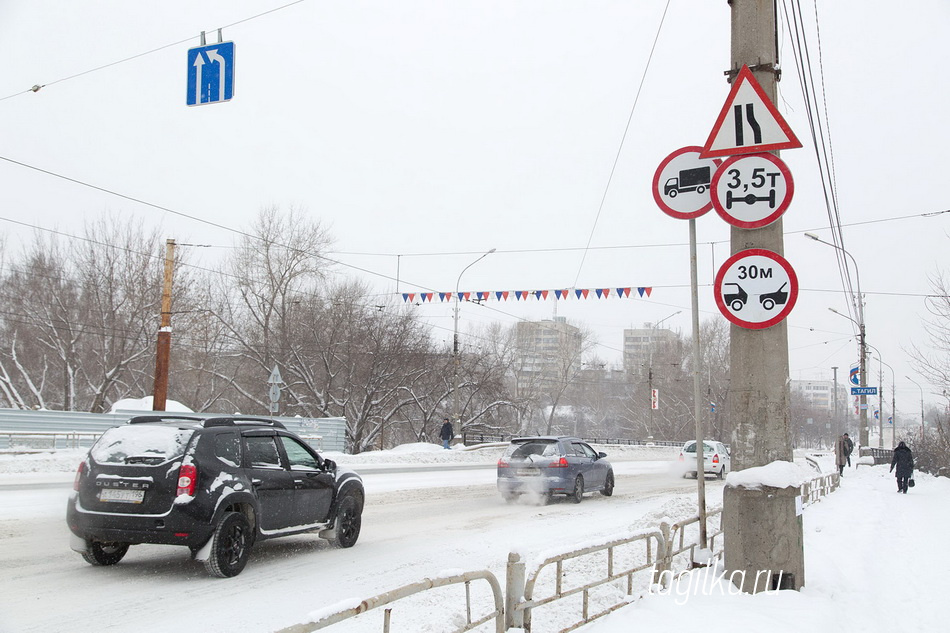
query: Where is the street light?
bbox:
[905,375,925,441]
[453,249,496,428]
[648,310,681,431]
[866,343,896,448]
[808,232,869,448]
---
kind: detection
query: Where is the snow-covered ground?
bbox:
[0,443,944,633]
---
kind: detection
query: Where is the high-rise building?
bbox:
[623,323,677,377]
[790,379,847,414]
[513,317,582,386]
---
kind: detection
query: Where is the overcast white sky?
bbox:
[0,1,947,417]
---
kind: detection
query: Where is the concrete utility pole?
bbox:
[152,239,176,411]
[721,0,804,592]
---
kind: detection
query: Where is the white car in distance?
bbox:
[678,440,731,479]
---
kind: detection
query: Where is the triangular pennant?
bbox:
[581,289,589,299]
[501,291,509,301]
[477,291,488,301]
[595,289,604,299]
[575,289,583,299]
[541,290,549,300]
[617,287,631,298]
[402,293,410,303]
[439,292,449,302]
[556,289,568,300]
[462,292,470,301]
[637,287,645,297]
[643,287,652,297]
[700,65,802,158]
[602,288,610,298]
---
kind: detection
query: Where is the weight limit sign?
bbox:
[710,153,793,229]
[714,248,799,329]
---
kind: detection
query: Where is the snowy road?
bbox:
[0,460,722,633]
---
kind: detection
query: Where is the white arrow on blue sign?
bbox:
[187,42,235,106]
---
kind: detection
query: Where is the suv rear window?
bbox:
[684,442,713,454]
[503,440,559,459]
[91,425,194,465]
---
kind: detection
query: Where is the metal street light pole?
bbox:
[806,233,868,448]
[905,375,925,441]
[831,366,839,440]
[453,249,495,428]
[648,310,681,433]
[866,343,895,448]
[828,307,868,448]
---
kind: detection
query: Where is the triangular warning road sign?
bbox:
[699,65,802,158]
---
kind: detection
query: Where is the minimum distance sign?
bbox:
[714,248,798,329]
[652,146,721,220]
[710,152,793,228]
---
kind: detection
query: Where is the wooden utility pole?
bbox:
[152,239,176,411]
[721,0,804,592]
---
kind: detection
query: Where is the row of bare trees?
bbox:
[1,208,743,451]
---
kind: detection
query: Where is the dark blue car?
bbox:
[496,436,614,503]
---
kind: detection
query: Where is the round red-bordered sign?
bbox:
[652,146,722,220]
[714,248,798,329]
[710,152,794,229]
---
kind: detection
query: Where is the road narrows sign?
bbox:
[714,248,798,329]
[652,146,722,220]
[710,152,794,228]
[700,65,801,158]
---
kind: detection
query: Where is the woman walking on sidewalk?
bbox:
[890,441,914,493]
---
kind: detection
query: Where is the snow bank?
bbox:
[109,396,193,413]
[725,460,813,489]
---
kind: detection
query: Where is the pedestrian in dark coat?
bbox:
[890,441,914,493]
[440,418,454,450]
[834,433,850,476]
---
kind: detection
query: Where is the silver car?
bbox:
[496,436,614,503]
[679,440,731,478]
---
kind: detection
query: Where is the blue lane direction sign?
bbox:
[187,42,235,106]
[851,386,878,396]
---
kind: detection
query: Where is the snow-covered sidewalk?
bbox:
[582,464,949,632]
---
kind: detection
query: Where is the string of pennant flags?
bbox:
[401,287,653,303]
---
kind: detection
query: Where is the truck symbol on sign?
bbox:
[664,167,711,198]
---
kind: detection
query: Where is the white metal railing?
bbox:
[0,430,101,450]
[663,508,724,572]
[508,528,667,633]
[800,471,839,507]
[272,570,504,633]
[274,471,843,633]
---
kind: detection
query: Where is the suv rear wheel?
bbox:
[204,512,252,578]
[81,540,129,566]
[332,495,362,548]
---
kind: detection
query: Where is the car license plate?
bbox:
[517,468,540,476]
[99,488,145,504]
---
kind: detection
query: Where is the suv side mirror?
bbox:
[598,452,607,459]
[323,458,336,472]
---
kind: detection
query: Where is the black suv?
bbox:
[67,415,364,577]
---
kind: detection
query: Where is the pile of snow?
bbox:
[109,396,193,413]
[725,460,814,489]
[581,465,948,632]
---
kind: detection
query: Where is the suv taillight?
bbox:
[497,459,509,468]
[712,454,720,465]
[550,457,569,468]
[73,461,85,491]
[177,463,197,497]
